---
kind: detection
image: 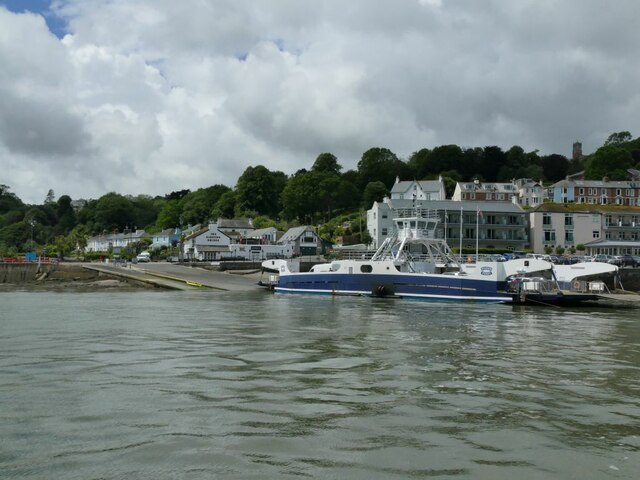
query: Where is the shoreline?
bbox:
[0,262,264,292]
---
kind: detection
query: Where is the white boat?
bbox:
[262,209,557,302]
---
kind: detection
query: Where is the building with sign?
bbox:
[183,222,292,261]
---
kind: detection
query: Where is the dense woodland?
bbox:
[1,131,639,257]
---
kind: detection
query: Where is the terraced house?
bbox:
[550,178,640,206]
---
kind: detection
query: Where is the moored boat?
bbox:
[506,276,602,306]
[261,209,554,303]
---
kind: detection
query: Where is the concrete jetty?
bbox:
[83,263,263,292]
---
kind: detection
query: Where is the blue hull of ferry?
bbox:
[275,272,511,303]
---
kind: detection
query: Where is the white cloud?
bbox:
[1,0,640,204]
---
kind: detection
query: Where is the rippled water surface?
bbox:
[1,290,639,479]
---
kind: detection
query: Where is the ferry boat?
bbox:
[261,209,556,303]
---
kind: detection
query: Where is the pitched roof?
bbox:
[551,179,640,188]
[279,226,315,243]
[390,179,442,194]
[217,217,254,229]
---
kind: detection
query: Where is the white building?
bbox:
[183,222,292,261]
[389,176,446,201]
[367,197,529,251]
[515,178,547,207]
[529,206,602,254]
[367,198,529,251]
[530,204,640,254]
[85,230,148,252]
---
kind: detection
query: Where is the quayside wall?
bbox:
[0,263,48,283]
[0,263,97,284]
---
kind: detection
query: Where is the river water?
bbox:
[1,289,638,479]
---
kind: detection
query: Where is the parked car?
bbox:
[620,254,638,267]
[608,256,623,267]
[136,252,151,263]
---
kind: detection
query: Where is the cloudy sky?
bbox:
[1,0,639,204]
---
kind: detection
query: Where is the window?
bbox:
[579,188,585,195]
[381,228,388,236]
[486,193,492,200]
[543,214,551,225]
[360,265,373,273]
[565,230,574,243]
[544,230,556,242]
[593,231,600,239]
[564,214,573,226]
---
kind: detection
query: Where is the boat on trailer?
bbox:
[261,209,558,303]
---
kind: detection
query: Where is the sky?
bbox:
[1,0,639,204]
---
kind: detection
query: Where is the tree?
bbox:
[477,146,506,181]
[156,199,182,230]
[541,154,569,182]
[211,190,237,219]
[585,145,632,180]
[357,147,407,190]
[440,170,461,198]
[280,170,341,221]
[0,184,24,215]
[429,145,465,176]
[165,189,190,201]
[131,194,161,229]
[311,153,341,175]
[44,189,55,204]
[56,195,77,233]
[604,131,632,146]
[407,148,431,179]
[362,181,389,208]
[179,185,231,225]
[497,146,542,181]
[94,193,135,232]
[235,166,285,217]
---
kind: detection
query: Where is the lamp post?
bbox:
[178,217,184,263]
[29,218,35,251]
